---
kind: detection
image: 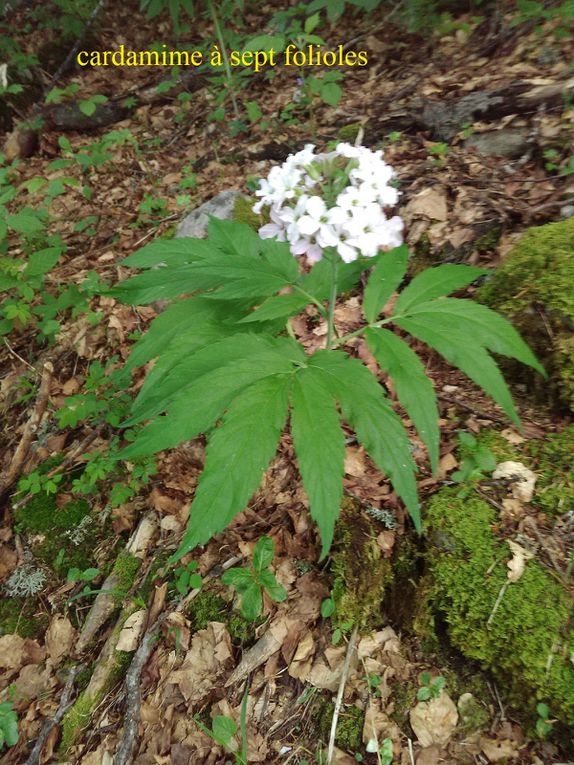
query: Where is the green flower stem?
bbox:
[293,285,328,318]
[209,1,240,120]
[333,316,396,348]
[326,251,339,349]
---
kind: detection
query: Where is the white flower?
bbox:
[253,142,403,262]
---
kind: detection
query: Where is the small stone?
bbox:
[175,190,248,239]
[464,128,530,159]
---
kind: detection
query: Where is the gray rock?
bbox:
[464,128,530,159]
[175,190,247,239]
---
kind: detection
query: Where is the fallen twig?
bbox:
[25,663,84,765]
[0,360,53,502]
[327,624,358,765]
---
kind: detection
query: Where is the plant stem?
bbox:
[209,1,240,120]
[326,251,338,349]
[332,315,395,348]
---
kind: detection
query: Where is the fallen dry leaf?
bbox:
[410,691,459,747]
[506,540,534,583]
[0,634,26,670]
[116,609,147,652]
[45,615,75,665]
[170,622,233,703]
[493,461,537,502]
[480,736,519,762]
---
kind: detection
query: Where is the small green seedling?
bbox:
[428,142,449,165]
[67,567,100,584]
[367,673,383,699]
[535,702,554,739]
[417,671,446,701]
[221,536,287,620]
[452,431,496,484]
[193,683,249,764]
[173,560,202,595]
[320,597,335,618]
[366,737,393,764]
[0,700,18,751]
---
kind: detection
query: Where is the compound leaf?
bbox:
[365,327,439,474]
[363,245,408,323]
[394,264,489,314]
[171,374,292,561]
[291,366,345,558]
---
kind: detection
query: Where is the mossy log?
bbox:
[479,216,574,411]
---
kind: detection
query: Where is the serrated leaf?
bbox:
[239,292,308,323]
[259,237,300,282]
[363,245,409,323]
[394,264,489,314]
[24,247,62,276]
[129,333,304,424]
[258,569,287,602]
[301,255,365,300]
[207,216,260,259]
[396,317,520,425]
[121,237,214,267]
[310,351,420,531]
[291,367,345,558]
[402,298,545,375]
[365,327,439,474]
[253,536,274,572]
[108,263,222,304]
[170,374,292,561]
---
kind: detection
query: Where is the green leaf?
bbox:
[211,715,237,745]
[321,597,335,617]
[402,298,545,376]
[240,581,263,620]
[128,334,303,425]
[365,328,439,474]
[291,367,345,558]
[121,237,214,267]
[170,374,292,561]
[320,81,341,106]
[394,264,489,314]
[396,318,520,425]
[221,567,255,593]
[362,245,408,323]
[207,216,260,259]
[6,210,44,234]
[258,569,287,602]
[243,34,286,52]
[239,292,308,323]
[310,351,420,531]
[253,536,274,572]
[25,247,62,277]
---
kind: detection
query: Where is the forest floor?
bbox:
[0,1,573,764]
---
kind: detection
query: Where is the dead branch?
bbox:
[25,663,84,765]
[327,624,359,765]
[0,361,53,502]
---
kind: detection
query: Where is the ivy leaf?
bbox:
[394,264,489,314]
[170,374,292,562]
[362,245,408,323]
[291,367,345,558]
[365,328,439,474]
[310,351,420,531]
[396,318,520,425]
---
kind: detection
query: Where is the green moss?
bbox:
[474,429,520,463]
[389,679,417,729]
[0,598,48,638]
[527,425,574,516]
[337,123,363,143]
[474,224,502,253]
[59,689,95,753]
[111,551,141,602]
[233,194,266,231]
[410,232,435,275]
[318,701,364,752]
[478,216,574,409]
[15,492,89,535]
[186,589,257,645]
[186,591,227,630]
[331,497,392,630]
[424,488,574,725]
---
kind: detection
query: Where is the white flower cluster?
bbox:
[253,143,404,263]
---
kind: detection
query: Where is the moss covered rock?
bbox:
[424,488,574,726]
[478,216,574,410]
